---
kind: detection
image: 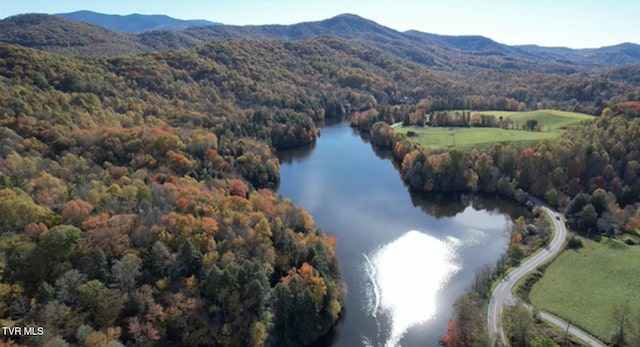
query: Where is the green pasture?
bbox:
[529,237,640,343]
[394,109,593,149]
[487,109,593,131]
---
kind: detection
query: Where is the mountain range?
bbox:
[55,10,221,33]
[1,12,639,75]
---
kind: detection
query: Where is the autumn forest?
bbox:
[1,11,640,347]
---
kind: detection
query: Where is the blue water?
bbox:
[277,120,522,347]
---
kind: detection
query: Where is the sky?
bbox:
[0,0,637,49]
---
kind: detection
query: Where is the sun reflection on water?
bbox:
[363,230,465,347]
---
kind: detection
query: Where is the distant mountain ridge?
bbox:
[0,14,148,56]
[514,42,640,67]
[55,10,221,33]
[1,12,639,74]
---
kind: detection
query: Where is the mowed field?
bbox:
[489,109,595,131]
[529,237,640,343]
[394,109,593,149]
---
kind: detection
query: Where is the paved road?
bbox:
[487,206,605,347]
[535,308,605,347]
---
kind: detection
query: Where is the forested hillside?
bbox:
[0,14,149,56]
[0,41,355,346]
[1,16,640,345]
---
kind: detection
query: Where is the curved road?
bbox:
[487,206,605,347]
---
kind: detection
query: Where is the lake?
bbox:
[276,119,526,347]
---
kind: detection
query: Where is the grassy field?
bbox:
[529,237,640,343]
[487,109,593,132]
[394,109,593,149]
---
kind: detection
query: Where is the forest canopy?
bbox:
[0,42,353,346]
[0,31,639,346]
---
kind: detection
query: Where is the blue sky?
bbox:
[0,0,637,48]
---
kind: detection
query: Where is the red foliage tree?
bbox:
[23,222,48,241]
[175,197,190,212]
[228,179,249,198]
[438,320,460,347]
[61,199,94,227]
